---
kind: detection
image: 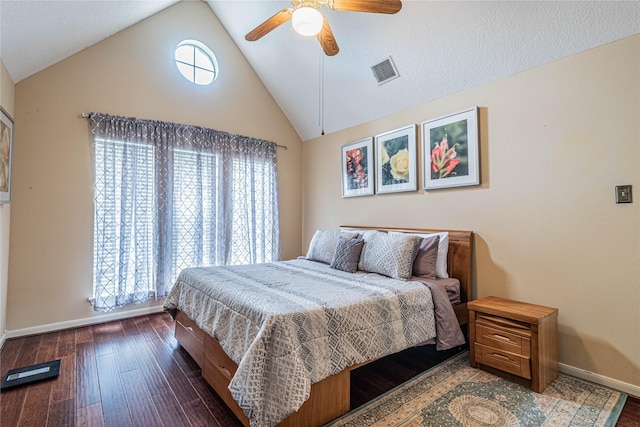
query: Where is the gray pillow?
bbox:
[412,234,440,279]
[358,231,422,280]
[306,229,359,264]
[330,236,365,273]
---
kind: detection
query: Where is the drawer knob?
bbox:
[219,366,232,380]
[186,326,194,333]
[491,334,512,342]
[490,352,511,361]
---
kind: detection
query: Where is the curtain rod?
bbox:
[80,113,287,150]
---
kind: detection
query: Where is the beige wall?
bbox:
[8,2,302,331]
[0,58,16,342]
[303,35,640,388]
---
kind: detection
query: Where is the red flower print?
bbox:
[431,134,460,179]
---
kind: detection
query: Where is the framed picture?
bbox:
[341,137,374,197]
[375,124,417,194]
[0,107,14,204]
[422,106,479,190]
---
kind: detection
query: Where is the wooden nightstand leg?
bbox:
[530,323,540,392]
[469,309,478,367]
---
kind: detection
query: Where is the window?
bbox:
[93,138,155,306]
[175,39,218,85]
[90,113,279,311]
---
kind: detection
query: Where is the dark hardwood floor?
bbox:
[0,312,638,426]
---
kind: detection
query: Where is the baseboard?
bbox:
[4,305,166,340]
[560,362,640,397]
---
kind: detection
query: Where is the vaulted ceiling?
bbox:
[2,1,639,141]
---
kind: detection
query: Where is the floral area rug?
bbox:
[326,351,627,427]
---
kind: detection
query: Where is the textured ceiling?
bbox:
[0,0,179,82]
[210,1,640,141]
[2,1,639,141]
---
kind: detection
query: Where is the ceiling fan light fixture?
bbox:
[292,7,323,37]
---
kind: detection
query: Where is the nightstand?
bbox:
[468,296,558,392]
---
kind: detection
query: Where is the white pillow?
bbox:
[306,229,358,264]
[390,231,449,278]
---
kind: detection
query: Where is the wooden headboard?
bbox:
[340,226,474,320]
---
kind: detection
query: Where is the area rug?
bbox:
[327,351,627,427]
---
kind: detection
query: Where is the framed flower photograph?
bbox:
[375,124,417,194]
[422,106,479,190]
[0,107,14,204]
[341,137,374,198]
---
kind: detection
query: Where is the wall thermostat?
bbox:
[615,185,632,204]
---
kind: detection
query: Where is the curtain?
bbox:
[90,112,280,311]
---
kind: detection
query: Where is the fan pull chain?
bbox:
[319,49,325,136]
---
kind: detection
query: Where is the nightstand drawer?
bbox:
[476,324,531,357]
[475,343,531,379]
[476,313,531,335]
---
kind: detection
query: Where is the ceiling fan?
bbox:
[245,0,402,56]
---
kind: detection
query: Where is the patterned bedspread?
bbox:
[164,259,438,427]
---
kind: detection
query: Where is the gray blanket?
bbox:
[164,259,449,427]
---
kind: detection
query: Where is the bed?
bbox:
[164,226,473,427]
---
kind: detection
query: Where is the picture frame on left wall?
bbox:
[0,107,14,204]
[341,137,374,197]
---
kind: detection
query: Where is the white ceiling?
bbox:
[0,0,179,82]
[2,1,639,141]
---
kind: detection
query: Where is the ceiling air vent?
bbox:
[371,56,399,85]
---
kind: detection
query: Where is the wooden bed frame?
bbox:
[173,226,473,427]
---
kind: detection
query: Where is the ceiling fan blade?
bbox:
[317,16,339,56]
[245,8,294,41]
[328,0,402,14]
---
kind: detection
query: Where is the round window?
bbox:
[174,40,218,85]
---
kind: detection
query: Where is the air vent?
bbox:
[371,56,399,85]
